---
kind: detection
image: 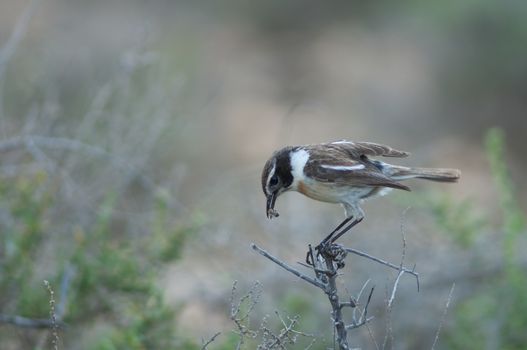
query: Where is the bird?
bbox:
[261,140,460,246]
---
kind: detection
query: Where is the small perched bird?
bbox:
[261,140,460,245]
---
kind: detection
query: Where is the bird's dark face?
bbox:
[261,148,294,219]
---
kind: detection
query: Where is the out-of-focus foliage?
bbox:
[395,191,485,248]
[0,173,198,349]
[445,129,527,350]
[486,129,526,268]
[0,11,201,346]
[427,195,485,248]
[0,172,52,318]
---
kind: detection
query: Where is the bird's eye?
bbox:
[269,175,279,187]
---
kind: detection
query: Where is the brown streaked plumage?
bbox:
[261,140,460,245]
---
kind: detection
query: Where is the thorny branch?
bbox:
[230,280,261,349]
[382,208,418,350]
[250,244,324,289]
[344,247,419,291]
[252,241,406,350]
[201,332,221,350]
[345,209,419,292]
[346,285,375,330]
[431,283,455,350]
[251,210,421,350]
[388,227,409,310]
[258,312,316,350]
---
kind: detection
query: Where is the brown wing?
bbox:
[307,164,411,191]
[329,140,410,158]
[304,143,411,191]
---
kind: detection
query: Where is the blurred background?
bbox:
[0,0,526,349]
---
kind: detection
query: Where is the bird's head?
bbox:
[261,147,295,219]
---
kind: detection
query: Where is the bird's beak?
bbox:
[266,192,279,219]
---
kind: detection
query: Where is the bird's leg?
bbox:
[314,217,353,253]
[316,217,364,254]
[328,217,363,244]
[322,216,353,243]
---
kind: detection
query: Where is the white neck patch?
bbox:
[289,148,309,188]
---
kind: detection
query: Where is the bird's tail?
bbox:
[390,166,461,183]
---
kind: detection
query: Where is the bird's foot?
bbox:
[309,242,347,269]
[306,242,347,272]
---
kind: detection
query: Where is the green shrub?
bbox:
[0,173,199,349]
[445,128,527,350]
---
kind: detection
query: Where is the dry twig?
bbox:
[0,314,65,329]
[44,280,59,350]
[228,281,316,350]
[258,312,316,350]
[230,281,262,349]
[382,210,412,349]
[251,244,324,289]
[431,283,455,350]
[201,332,221,350]
[344,247,419,291]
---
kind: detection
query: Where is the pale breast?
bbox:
[297,180,371,204]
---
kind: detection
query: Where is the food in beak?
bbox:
[266,193,279,219]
